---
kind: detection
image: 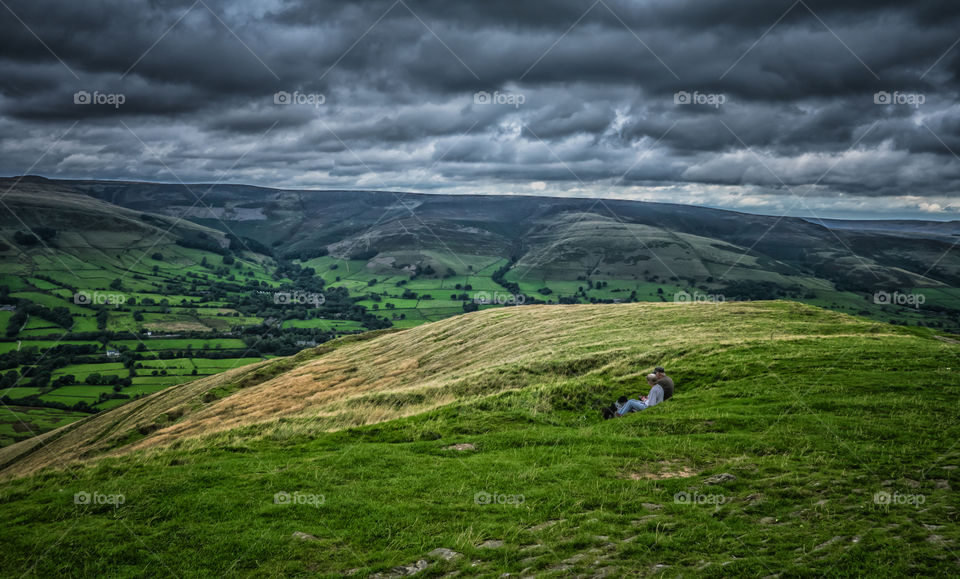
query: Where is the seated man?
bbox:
[616,373,664,416]
[654,366,674,400]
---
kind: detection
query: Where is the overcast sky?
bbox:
[1,0,959,219]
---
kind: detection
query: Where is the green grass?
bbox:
[280,318,365,331]
[110,339,248,350]
[0,341,103,354]
[129,376,194,388]
[51,363,126,381]
[0,387,42,399]
[9,291,89,315]
[0,302,957,576]
[189,357,265,369]
[40,385,116,404]
[0,407,90,447]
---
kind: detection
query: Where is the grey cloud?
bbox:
[0,0,958,219]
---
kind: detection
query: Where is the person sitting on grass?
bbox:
[653,366,675,400]
[615,373,664,417]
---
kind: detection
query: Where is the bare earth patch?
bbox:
[443,443,476,451]
[625,461,698,480]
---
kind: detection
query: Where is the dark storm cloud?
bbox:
[0,0,959,218]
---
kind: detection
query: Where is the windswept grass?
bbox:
[0,302,957,576]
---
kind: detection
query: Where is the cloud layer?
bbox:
[1,0,959,218]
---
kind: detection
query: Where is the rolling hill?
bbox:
[0,302,957,576]
[2,175,958,451]
[46,177,960,312]
[0,178,381,447]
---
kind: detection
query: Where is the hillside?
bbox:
[62,177,960,287]
[3,177,958,335]
[51,177,960,330]
[0,302,957,576]
[0,178,391,446]
[9,175,957,448]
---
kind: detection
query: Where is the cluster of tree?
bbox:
[13,227,57,246]
[491,257,520,295]
[280,246,328,261]
[0,393,100,414]
[176,231,229,255]
[5,301,73,336]
[227,233,273,256]
[83,373,132,387]
[238,328,344,356]
[721,280,804,301]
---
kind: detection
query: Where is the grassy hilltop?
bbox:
[0,301,958,577]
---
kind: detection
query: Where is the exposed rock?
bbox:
[292,531,320,542]
[641,502,663,510]
[428,548,462,561]
[369,559,429,579]
[935,479,952,490]
[478,540,504,549]
[704,473,737,485]
[528,519,564,531]
[759,517,778,525]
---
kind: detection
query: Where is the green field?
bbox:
[51,363,126,381]
[0,406,90,447]
[281,318,366,331]
[40,385,116,404]
[0,212,383,445]
[110,338,248,350]
[0,302,957,576]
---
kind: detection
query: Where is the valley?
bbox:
[2,177,958,448]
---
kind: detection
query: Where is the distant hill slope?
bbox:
[0,300,942,479]
[807,217,960,238]
[36,176,958,292]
